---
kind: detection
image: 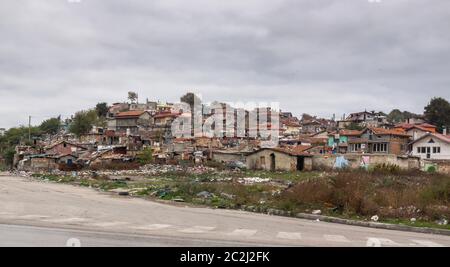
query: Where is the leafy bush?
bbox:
[137,147,153,165]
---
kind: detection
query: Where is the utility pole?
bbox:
[28,116,31,142]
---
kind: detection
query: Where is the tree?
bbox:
[345,122,364,131]
[180,92,201,108]
[39,117,61,135]
[137,147,153,165]
[424,97,450,132]
[387,109,404,123]
[387,109,421,123]
[0,126,42,167]
[95,102,109,118]
[128,91,138,103]
[301,113,314,122]
[69,110,98,136]
[2,148,15,168]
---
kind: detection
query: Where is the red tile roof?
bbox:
[394,122,437,131]
[273,145,314,156]
[115,111,146,118]
[410,133,450,145]
[369,127,411,137]
[339,130,362,136]
[434,133,450,143]
[153,112,180,119]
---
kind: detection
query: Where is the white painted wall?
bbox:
[411,136,450,160]
[406,128,429,140]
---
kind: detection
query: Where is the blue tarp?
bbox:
[334,156,349,169]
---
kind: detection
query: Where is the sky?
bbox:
[1,0,450,128]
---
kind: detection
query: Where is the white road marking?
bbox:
[88,221,130,228]
[43,217,89,224]
[17,214,50,220]
[179,226,216,234]
[276,232,302,240]
[367,237,400,247]
[228,229,258,237]
[324,235,350,243]
[133,224,172,231]
[411,240,444,247]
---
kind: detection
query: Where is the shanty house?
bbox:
[108,111,152,134]
[359,128,411,155]
[246,147,313,171]
[45,141,87,155]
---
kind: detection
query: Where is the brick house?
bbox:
[44,141,87,155]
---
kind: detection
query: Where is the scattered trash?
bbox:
[238,177,270,185]
[371,215,379,222]
[312,210,322,215]
[109,188,130,196]
[226,161,247,170]
[410,218,416,223]
[172,198,185,202]
[436,218,448,225]
[220,192,235,200]
[197,191,214,199]
[156,188,172,198]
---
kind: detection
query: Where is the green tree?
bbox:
[345,122,364,131]
[387,109,404,123]
[387,109,420,123]
[39,117,61,135]
[0,126,42,167]
[180,92,201,108]
[137,147,153,165]
[424,97,450,132]
[2,148,15,168]
[95,102,109,118]
[69,110,98,136]
[128,91,138,103]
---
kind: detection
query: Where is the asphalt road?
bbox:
[0,173,449,247]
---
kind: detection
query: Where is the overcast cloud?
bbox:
[1,0,450,128]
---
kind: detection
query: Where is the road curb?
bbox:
[241,206,450,236]
[293,213,450,236]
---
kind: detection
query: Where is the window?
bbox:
[260,156,265,165]
[428,139,435,143]
[433,147,437,153]
[421,147,426,153]
[350,143,361,152]
[373,143,387,152]
[417,147,421,154]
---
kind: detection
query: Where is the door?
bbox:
[297,157,305,171]
[270,153,276,171]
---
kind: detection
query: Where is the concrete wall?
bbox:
[212,152,246,163]
[46,143,84,155]
[311,154,420,170]
[411,136,450,160]
[19,157,58,171]
[246,149,312,171]
[422,160,450,174]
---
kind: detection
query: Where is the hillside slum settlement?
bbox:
[12,101,450,174]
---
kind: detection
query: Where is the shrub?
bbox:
[137,147,153,165]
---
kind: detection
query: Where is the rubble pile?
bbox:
[238,177,271,185]
[17,164,219,179]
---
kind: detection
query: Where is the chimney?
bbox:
[444,127,447,136]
